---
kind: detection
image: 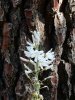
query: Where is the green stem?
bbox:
[31,62,41,100]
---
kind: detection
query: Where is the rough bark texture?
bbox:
[0,0,75,100]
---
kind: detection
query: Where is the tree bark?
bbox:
[0,0,75,100]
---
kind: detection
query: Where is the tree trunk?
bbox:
[0,0,75,100]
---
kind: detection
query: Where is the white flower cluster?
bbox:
[24,43,55,70]
[32,30,41,46]
[20,30,55,76]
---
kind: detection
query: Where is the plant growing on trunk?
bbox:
[20,30,55,100]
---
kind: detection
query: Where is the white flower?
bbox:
[37,52,55,70]
[24,46,35,58]
[26,46,34,51]
[34,50,44,62]
[45,50,55,61]
[24,51,31,58]
[24,44,55,70]
[24,47,44,61]
[27,31,41,48]
[32,30,41,46]
[38,59,49,68]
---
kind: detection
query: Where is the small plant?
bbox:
[20,30,55,100]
